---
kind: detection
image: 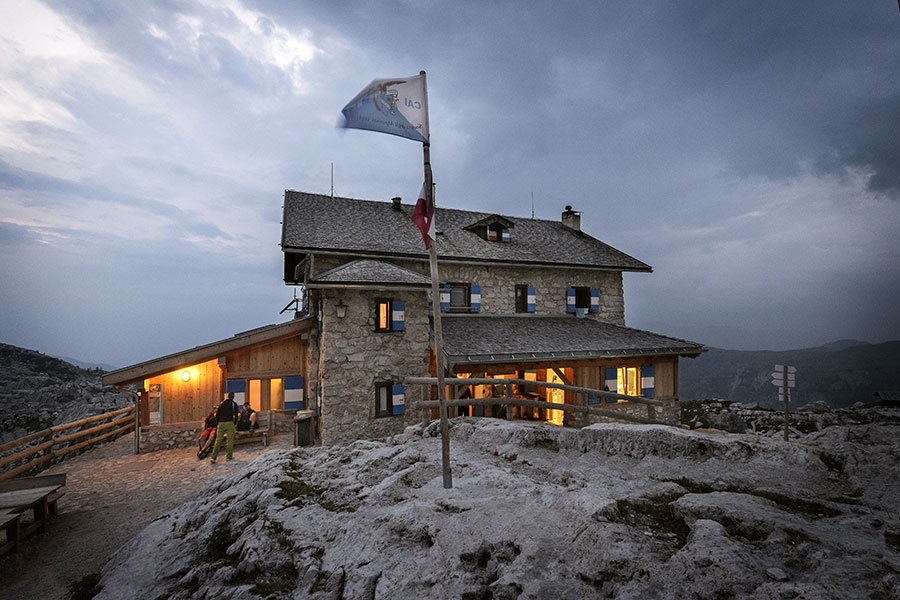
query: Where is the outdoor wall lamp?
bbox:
[181,370,191,382]
[335,299,348,318]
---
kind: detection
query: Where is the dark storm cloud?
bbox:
[816,94,900,198]
[3,0,899,364]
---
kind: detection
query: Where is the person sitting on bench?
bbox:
[237,402,258,431]
[197,407,218,459]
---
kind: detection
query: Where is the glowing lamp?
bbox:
[181,371,191,382]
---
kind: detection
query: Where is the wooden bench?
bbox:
[47,490,66,517]
[0,473,66,498]
[0,510,21,558]
[234,410,272,446]
[0,473,66,552]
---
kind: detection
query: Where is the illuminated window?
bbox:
[376,299,392,331]
[617,367,640,397]
[375,299,404,332]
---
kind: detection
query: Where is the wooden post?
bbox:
[422,131,452,489]
[782,364,789,442]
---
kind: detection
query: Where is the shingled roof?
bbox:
[309,259,431,289]
[441,316,705,366]
[282,191,652,272]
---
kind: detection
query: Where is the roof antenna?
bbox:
[330,162,334,198]
[531,191,535,219]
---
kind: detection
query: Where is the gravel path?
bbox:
[1,432,292,600]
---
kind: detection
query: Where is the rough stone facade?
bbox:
[434,263,625,323]
[313,287,433,445]
[310,257,625,322]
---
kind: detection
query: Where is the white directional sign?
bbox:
[772,364,796,388]
[773,364,796,441]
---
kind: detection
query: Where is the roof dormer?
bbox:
[464,214,515,243]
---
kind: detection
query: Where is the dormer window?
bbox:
[465,215,514,243]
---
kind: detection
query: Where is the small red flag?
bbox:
[411,182,435,249]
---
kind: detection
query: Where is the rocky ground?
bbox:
[681,397,900,436]
[92,414,900,600]
[0,343,130,445]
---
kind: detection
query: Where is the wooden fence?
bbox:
[405,376,671,425]
[0,406,135,483]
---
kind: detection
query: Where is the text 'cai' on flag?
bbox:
[411,182,435,249]
[341,74,429,143]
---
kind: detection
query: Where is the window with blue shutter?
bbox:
[226,379,246,404]
[501,228,510,242]
[376,299,406,331]
[569,286,597,315]
[566,287,577,313]
[516,284,536,313]
[284,376,304,412]
[590,288,600,313]
[391,300,405,331]
[641,365,655,399]
[375,381,405,417]
[604,368,617,402]
[440,284,451,312]
[470,284,481,313]
[392,384,405,415]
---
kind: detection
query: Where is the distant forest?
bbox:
[678,340,900,409]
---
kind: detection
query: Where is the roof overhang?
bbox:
[102,317,314,387]
[441,315,705,369]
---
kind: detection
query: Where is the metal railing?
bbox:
[0,406,135,483]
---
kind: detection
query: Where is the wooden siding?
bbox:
[225,336,306,379]
[653,357,677,399]
[145,359,222,425]
[142,335,308,425]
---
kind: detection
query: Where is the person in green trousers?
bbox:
[210,392,239,463]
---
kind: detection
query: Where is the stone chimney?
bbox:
[561,205,581,231]
[392,196,402,210]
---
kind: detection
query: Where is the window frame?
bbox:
[375,298,392,332]
[374,381,405,417]
[375,381,393,418]
[515,284,528,313]
[447,282,471,312]
[574,286,592,310]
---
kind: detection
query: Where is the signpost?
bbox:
[772,364,796,441]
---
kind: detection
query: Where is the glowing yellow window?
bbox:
[617,367,640,397]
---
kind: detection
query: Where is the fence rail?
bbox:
[405,376,671,425]
[0,406,135,483]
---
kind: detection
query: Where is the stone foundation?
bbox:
[139,412,297,453]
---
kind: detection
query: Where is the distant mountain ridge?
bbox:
[679,339,900,409]
[0,343,129,442]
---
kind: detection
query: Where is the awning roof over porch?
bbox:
[102,316,314,386]
[441,315,705,367]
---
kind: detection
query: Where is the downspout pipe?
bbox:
[115,385,142,455]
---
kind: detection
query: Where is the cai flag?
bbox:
[341,74,429,143]
[411,182,435,249]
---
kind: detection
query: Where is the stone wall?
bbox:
[139,423,199,453]
[139,412,296,453]
[309,256,626,323]
[316,288,433,445]
[436,263,625,323]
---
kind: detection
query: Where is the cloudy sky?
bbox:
[2,1,899,367]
